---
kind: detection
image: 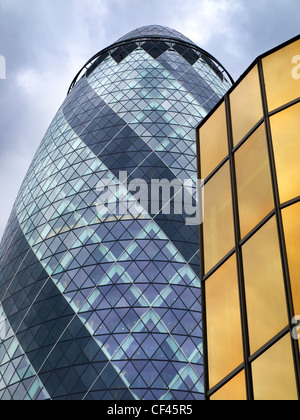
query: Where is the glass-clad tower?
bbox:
[0,25,232,400]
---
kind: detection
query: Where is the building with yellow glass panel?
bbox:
[197,35,300,400]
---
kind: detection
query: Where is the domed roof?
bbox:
[115,25,196,45]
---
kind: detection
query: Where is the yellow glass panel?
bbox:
[235,123,274,238]
[270,102,300,203]
[263,39,300,111]
[252,334,297,400]
[206,256,244,389]
[282,202,300,315]
[210,371,247,401]
[230,65,263,146]
[203,162,235,273]
[199,102,228,179]
[243,217,288,354]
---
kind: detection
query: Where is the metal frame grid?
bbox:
[0,26,233,400]
[67,35,234,96]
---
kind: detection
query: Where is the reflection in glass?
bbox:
[230,66,263,146]
[271,102,300,204]
[243,217,288,354]
[235,123,274,238]
[210,371,246,401]
[252,334,297,400]
[263,39,300,111]
[203,163,235,273]
[206,256,244,389]
[199,102,228,179]
[282,202,300,315]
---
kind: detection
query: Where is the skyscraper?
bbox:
[0,25,232,400]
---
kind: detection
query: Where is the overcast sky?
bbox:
[0,0,299,238]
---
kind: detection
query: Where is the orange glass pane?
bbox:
[230,65,263,146]
[282,202,300,315]
[203,162,235,273]
[270,102,300,203]
[263,39,300,111]
[252,334,298,400]
[199,102,228,179]
[242,217,288,354]
[210,371,247,401]
[235,123,274,238]
[206,256,244,389]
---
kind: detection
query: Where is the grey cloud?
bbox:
[0,0,299,237]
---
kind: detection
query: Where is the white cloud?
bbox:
[16,68,40,95]
[166,0,248,70]
[177,0,243,45]
[0,151,31,238]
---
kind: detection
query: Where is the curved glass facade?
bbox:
[115,24,196,45]
[0,26,231,400]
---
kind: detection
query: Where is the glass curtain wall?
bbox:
[197,35,300,400]
[0,26,232,400]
